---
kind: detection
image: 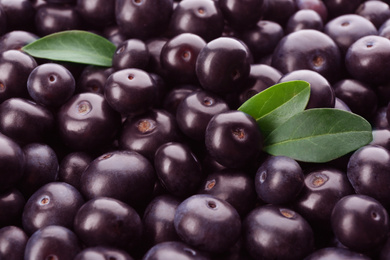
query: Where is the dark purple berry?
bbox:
[331,194,389,252]
[174,194,241,253]
[27,63,76,107]
[205,110,262,169]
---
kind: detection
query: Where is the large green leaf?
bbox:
[238,80,310,137]
[263,108,373,163]
[22,30,116,67]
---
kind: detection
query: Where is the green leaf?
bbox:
[22,30,116,67]
[238,80,310,137]
[263,108,373,163]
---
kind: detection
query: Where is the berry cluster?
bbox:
[1,0,390,259]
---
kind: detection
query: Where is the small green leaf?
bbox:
[263,108,373,163]
[238,80,310,137]
[22,30,116,67]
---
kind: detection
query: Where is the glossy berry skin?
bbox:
[115,0,173,40]
[331,194,389,252]
[334,97,352,112]
[143,241,210,260]
[355,0,390,29]
[285,9,324,34]
[380,20,390,39]
[176,90,229,141]
[74,246,134,260]
[77,66,113,94]
[104,68,156,116]
[0,30,39,53]
[324,14,378,56]
[76,0,115,27]
[239,20,284,62]
[0,0,35,31]
[347,145,390,207]
[22,182,84,235]
[0,189,25,227]
[196,37,251,94]
[333,79,378,120]
[0,50,37,103]
[34,4,82,36]
[160,33,206,84]
[27,63,75,107]
[244,205,315,260]
[0,133,25,193]
[104,25,127,47]
[74,197,143,250]
[279,69,335,109]
[119,109,182,161]
[293,168,354,228]
[296,0,328,22]
[162,85,198,115]
[371,129,390,151]
[18,143,59,198]
[80,150,156,208]
[154,142,203,198]
[58,151,93,190]
[0,226,28,260]
[168,0,224,42]
[198,168,257,217]
[205,110,262,169]
[238,64,283,105]
[24,225,81,260]
[346,35,390,85]
[57,92,121,152]
[174,194,241,253]
[272,29,341,83]
[112,39,150,71]
[142,195,181,248]
[0,98,54,145]
[255,155,304,205]
[218,0,265,29]
[304,247,371,260]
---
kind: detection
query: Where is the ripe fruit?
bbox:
[80,150,156,208]
[73,197,142,251]
[104,68,157,116]
[22,182,84,235]
[57,92,121,151]
[244,205,315,260]
[174,194,241,253]
[347,145,390,207]
[27,63,75,107]
[255,155,304,205]
[205,110,262,169]
[154,142,203,198]
[345,35,390,85]
[272,29,341,83]
[331,194,389,252]
[176,90,229,140]
[24,225,81,260]
[196,37,251,94]
[2,2,390,259]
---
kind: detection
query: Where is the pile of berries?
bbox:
[2,0,390,259]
